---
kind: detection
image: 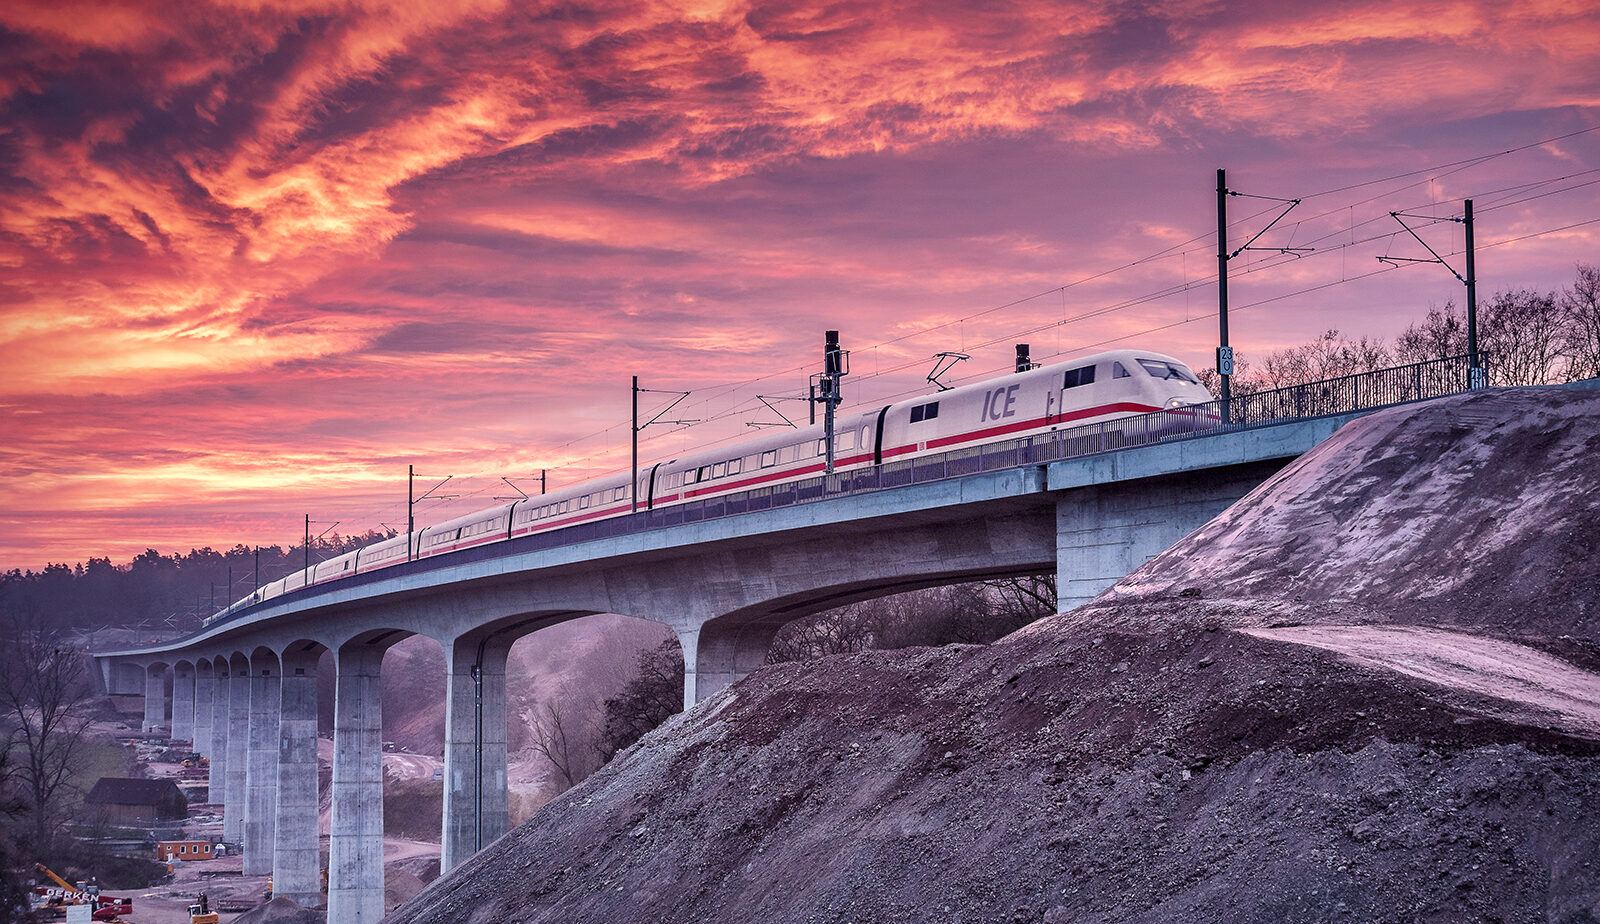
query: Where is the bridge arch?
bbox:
[171,659,196,743]
[274,638,327,906]
[192,658,215,760]
[222,651,251,843]
[327,627,434,924]
[139,660,170,734]
[439,609,608,871]
[682,538,1055,704]
[243,647,280,875]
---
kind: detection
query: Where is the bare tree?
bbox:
[528,697,600,792]
[0,607,96,855]
[983,574,1058,622]
[769,575,1058,665]
[1197,330,1391,396]
[1256,329,1391,388]
[1393,301,1468,365]
[598,640,685,762]
[1561,263,1600,380]
[1483,288,1568,385]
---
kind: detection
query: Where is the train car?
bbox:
[204,348,1211,624]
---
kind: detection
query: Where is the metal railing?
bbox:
[215,353,1484,625]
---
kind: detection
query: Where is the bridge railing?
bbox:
[214,354,1484,624]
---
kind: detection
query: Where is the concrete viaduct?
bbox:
[95,407,1374,923]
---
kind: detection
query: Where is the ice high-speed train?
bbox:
[207,348,1212,624]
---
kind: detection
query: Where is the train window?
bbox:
[815,439,827,456]
[683,469,699,485]
[728,458,742,475]
[760,450,777,467]
[780,445,797,463]
[712,462,727,478]
[1136,358,1200,383]
[1063,366,1096,389]
[910,401,940,422]
[834,430,856,451]
[861,425,871,446]
[579,495,591,509]
[1113,362,1131,378]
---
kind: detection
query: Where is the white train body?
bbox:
[213,349,1211,622]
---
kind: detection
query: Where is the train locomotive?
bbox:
[208,347,1212,623]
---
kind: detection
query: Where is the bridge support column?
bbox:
[244,651,280,875]
[224,654,250,844]
[143,665,166,734]
[676,627,699,712]
[328,644,386,924]
[686,621,779,706]
[1055,465,1279,611]
[275,647,322,906]
[173,663,195,744]
[442,637,509,871]
[193,661,214,758]
[209,662,229,812]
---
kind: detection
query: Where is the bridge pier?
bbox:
[442,636,510,871]
[244,650,280,875]
[143,665,166,734]
[1054,463,1285,610]
[193,660,214,758]
[688,621,781,706]
[328,642,387,924]
[224,654,250,844]
[675,626,699,711]
[275,645,323,906]
[172,663,194,744]
[208,660,229,816]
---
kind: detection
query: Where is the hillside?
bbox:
[387,385,1600,924]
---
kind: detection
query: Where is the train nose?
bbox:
[1164,397,1191,409]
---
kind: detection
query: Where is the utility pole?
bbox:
[1380,199,1482,387]
[1214,169,1309,420]
[630,379,693,513]
[813,330,849,474]
[407,466,455,560]
[632,376,638,513]
[1465,199,1481,387]
[253,547,260,593]
[304,514,310,574]
[1216,169,1233,417]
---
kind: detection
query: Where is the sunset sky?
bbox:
[2,0,1597,574]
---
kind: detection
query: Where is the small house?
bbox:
[85,778,187,824]
[156,839,216,861]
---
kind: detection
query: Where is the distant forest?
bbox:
[1,530,395,632]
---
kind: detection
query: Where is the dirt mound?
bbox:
[231,897,323,924]
[386,387,1600,924]
[1105,385,1600,641]
[386,868,428,913]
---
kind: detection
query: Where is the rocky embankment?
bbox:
[388,385,1600,924]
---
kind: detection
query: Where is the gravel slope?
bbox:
[388,385,1600,924]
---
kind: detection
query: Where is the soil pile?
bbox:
[231,897,323,924]
[387,386,1600,924]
